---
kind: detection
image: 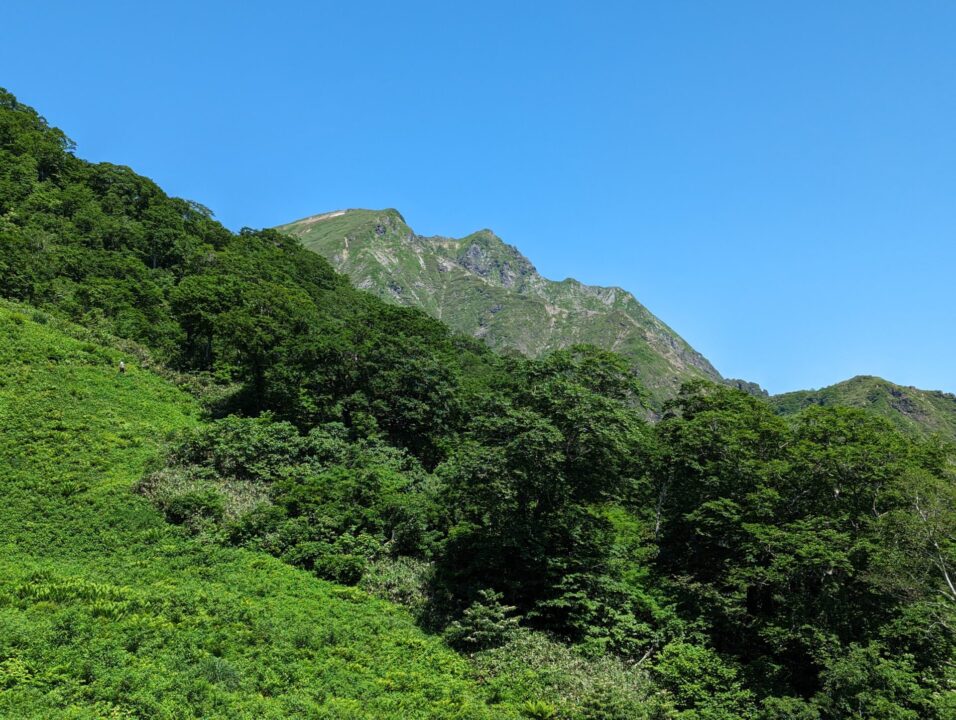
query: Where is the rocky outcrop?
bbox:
[724,378,770,398]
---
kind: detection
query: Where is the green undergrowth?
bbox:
[0,302,524,719]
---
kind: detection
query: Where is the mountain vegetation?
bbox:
[277,210,956,446]
[0,300,533,719]
[772,375,956,444]
[1,87,954,719]
[276,209,720,407]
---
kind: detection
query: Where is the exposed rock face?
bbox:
[454,231,537,290]
[276,208,722,406]
[724,378,770,398]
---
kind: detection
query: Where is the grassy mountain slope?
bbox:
[772,375,956,444]
[0,301,517,719]
[277,209,720,405]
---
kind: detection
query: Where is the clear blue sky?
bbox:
[4,1,954,394]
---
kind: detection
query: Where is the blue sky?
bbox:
[4,1,954,394]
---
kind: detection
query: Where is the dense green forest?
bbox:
[1,88,953,718]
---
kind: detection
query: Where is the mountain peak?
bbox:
[277,208,721,405]
[277,207,407,233]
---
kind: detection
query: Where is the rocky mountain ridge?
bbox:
[277,208,721,405]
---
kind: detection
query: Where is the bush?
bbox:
[472,630,663,720]
[651,642,755,719]
[520,700,557,719]
[359,556,432,619]
[162,488,225,526]
[758,697,819,720]
[814,643,926,720]
[200,656,241,691]
[444,589,521,651]
[314,553,366,585]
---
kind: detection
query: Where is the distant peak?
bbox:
[379,208,406,223]
[460,228,503,245]
[277,209,349,228]
[278,207,406,229]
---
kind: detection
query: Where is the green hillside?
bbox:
[772,375,956,445]
[3,87,954,720]
[277,209,721,406]
[0,302,518,719]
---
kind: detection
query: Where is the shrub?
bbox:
[814,643,926,720]
[359,556,432,618]
[162,488,225,526]
[651,642,755,719]
[314,553,366,585]
[758,697,819,720]
[472,630,660,720]
[444,589,521,651]
[200,656,241,691]
[520,700,557,719]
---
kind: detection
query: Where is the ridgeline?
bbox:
[277,208,720,407]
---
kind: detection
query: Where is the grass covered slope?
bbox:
[772,375,956,445]
[0,303,515,719]
[277,209,720,406]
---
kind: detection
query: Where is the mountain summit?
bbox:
[277,208,721,404]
